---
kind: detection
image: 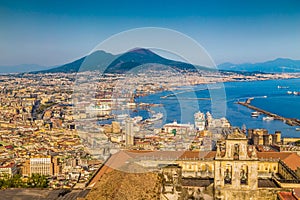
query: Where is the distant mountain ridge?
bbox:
[0,64,52,74]
[217,58,300,73]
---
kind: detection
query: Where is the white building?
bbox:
[163,121,194,135]
[30,157,53,176]
[194,111,205,131]
[125,118,135,146]
[206,112,231,128]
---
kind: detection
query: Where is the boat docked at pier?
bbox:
[287,91,300,95]
[263,116,274,121]
[251,111,260,117]
[86,104,111,112]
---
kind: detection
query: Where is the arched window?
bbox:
[234,144,239,160]
[240,165,248,185]
[224,165,232,184]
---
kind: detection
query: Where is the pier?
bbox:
[237,99,300,126]
[161,98,211,100]
[160,88,208,99]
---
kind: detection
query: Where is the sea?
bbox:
[131,78,300,138]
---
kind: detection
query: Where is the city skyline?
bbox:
[2,1,300,199]
[0,0,300,68]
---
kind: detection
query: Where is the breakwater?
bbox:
[237,99,300,126]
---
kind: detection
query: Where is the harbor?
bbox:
[133,78,300,137]
[237,98,300,127]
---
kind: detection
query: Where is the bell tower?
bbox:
[214,128,258,199]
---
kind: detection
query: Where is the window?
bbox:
[240,169,248,185]
[224,167,232,184]
[234,144,239,160]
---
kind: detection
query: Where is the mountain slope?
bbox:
[218,58,300,73]
[32,50,116,73]
[104,48,205,73]
[32,48,210,74]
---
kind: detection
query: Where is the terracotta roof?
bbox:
[293,188,300,199]
[126,150,215,160]
[282,153,300,171]
[278,191,297,200]
[257,152,293,160]
[258,152,300,171]
[0,162,15,168]
[204,151,216,159]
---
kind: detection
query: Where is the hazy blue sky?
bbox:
[0,0,299,66]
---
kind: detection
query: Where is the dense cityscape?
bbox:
[1,1,300,200]
[0,70,299,199]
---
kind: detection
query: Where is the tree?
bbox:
[295,140,300,146]
[172,129,177,136]
[0,174,26,189]
[27,174,48,188]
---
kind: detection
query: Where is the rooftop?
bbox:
[278,191,298,200]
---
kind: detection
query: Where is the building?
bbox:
[125,118,134,147]
[214,129,259,199]
[194,111,205,131]
[0,161,18,177]
[20,159,30,177]
[112,121,120,133]
[163,121,194,135]
[206,112,231,128]
[248,129,281,146]
[22,156,60,177]
[95,129,300,199]
[30,157,53,176]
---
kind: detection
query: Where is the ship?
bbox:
[251,112,260,117]
[86,104,111,112]
[194,111,205,131]
[147,112,163,122]
[287,91,293,95]
[262,116,274,121]
[277,85,289,89]
[116,114,129,120]
[133,116,143,123]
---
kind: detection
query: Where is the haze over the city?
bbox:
[1,0,300,68]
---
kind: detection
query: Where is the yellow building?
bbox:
[21,156,61,177]
[96,129,300,199]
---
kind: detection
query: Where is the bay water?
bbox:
[134,78,300,138]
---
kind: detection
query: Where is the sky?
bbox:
[0,0,300,67]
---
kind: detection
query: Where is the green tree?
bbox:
[172,129,177,136]
[0,174,26,189]
[27,174,48,188]
[295,140,300,146]
[11,174,23,188]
